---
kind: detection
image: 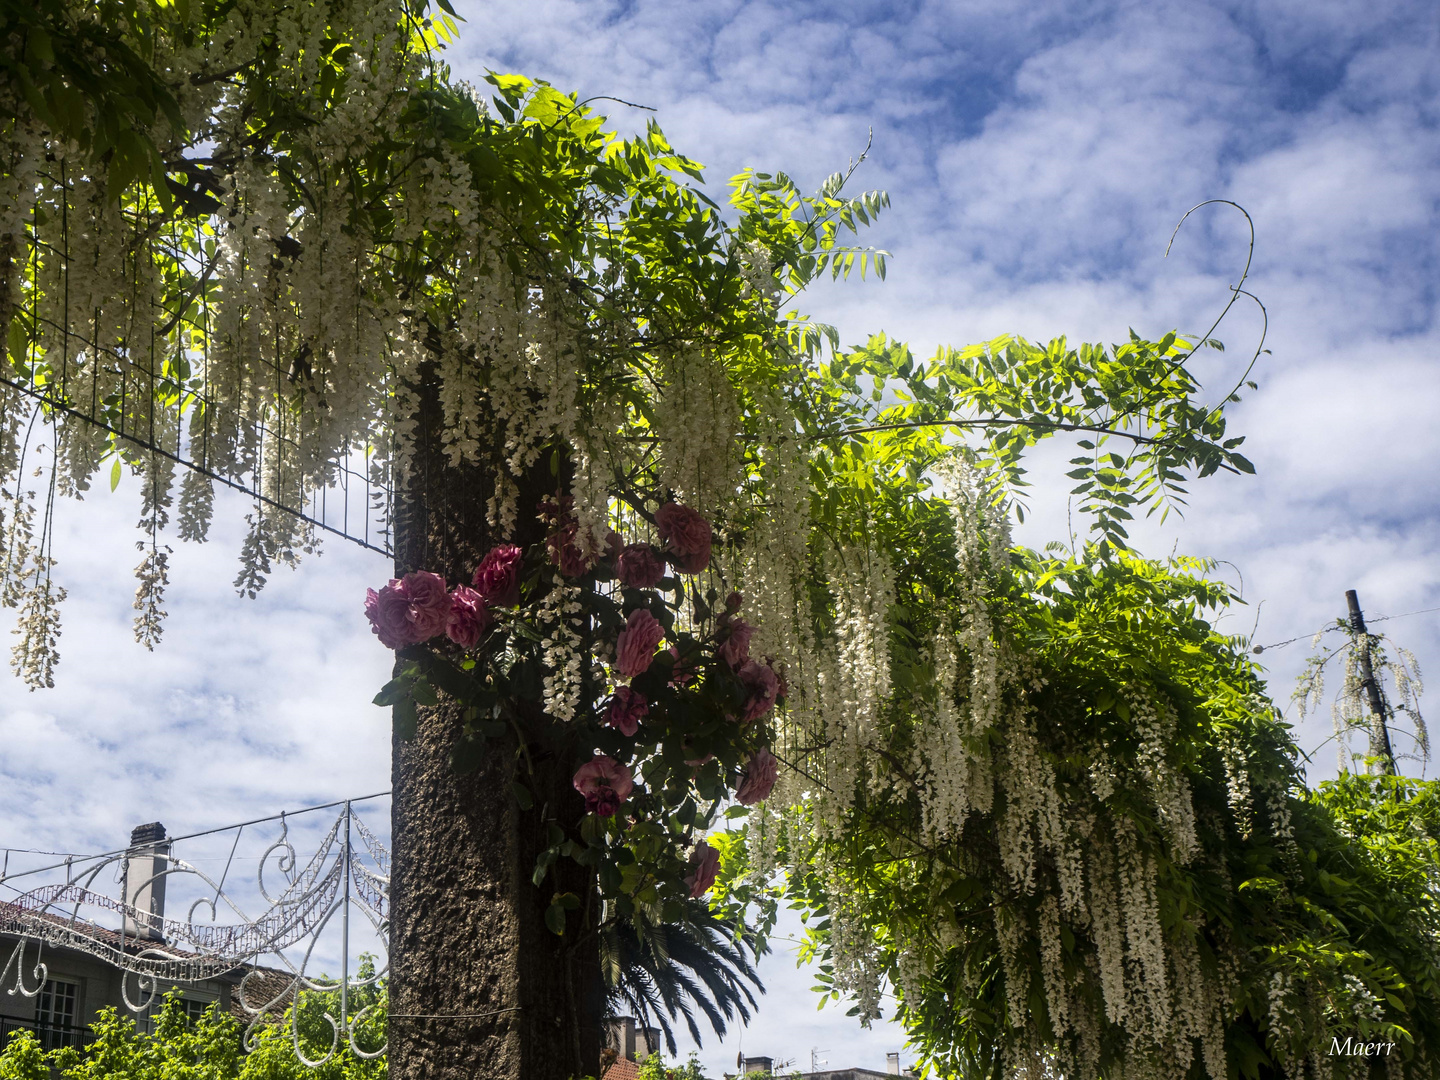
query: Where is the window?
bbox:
[35,979,79,1050]
[181,997,214,1025]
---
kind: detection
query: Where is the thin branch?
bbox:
[810,415,1166,446]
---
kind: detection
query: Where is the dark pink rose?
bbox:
[615,609,665,679]
[590,789,623,817]
[616,543,667,589]
[573,756,635,816]
[725,591,743,612]
[716,618,754,669]
[365,584,413,649]
[402,571,452,641]
[472,545,524,607]
[547,522,594,578]
[655,502,712,574]
[735,747,778,805]
[446,585,491,649]
[738,660,780,721]
[684,841,720,899]
[366,571,450,647]
[605,686,649,737]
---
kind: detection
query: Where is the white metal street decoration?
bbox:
[0,795,390,1064]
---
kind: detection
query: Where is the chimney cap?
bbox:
[130,822,167,846]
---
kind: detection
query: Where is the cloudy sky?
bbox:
[2,0,1438,1073]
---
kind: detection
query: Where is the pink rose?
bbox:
[655,502,712,574]
[683,747,715,768]
[684,841,720,899]
[472,545,524,607]
[365,584,413,649]
[716,618,753,669]
[738,660,780,721]
[615,609,666,679]
[573,755,635,817]
[605,686,649,737]
[402,571,452,641]
[547,521,593,578]
[365,571,450,647]
[446,585,491,648]
[735,748,778,805]
[615,543,667,589]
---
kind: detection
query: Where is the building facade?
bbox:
[1,822,242,1050]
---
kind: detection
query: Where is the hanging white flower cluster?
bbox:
[0,0,438,683]
[0,1,790,689]
[538,576,587,723]
[1127,689,1198,861]
[650,348,743,515]
[804,543,895,826]
[1294,620,1428,775]
[736,241,782,309]
[733,458,1316,1080]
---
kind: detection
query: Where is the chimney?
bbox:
[743,1056,774,1076]
[605,1017,657,1062]
[887,1052,901,1075]
[123,822,169,942]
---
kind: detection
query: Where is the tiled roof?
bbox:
[1,900,292,1022]
[1,900,136,954]
[225,965,295,1022]
[603,1057,643,1080]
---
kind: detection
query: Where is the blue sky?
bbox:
[2,0,1438,1074]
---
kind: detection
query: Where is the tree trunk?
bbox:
[389,365,603,1080]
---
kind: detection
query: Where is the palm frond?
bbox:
[601,900,768,1055]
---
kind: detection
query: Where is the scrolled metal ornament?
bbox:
[0,795,390,1067]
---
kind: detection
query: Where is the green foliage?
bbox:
[0,1029,48,1080]
[239,962,386,1079]
[799,330,1252,554]
[0,0,184,202]
[729,163,891,288]
[636,1050,709,1080]
[0,0,450,207]
[18,993,243,1079]
[719,533,1440,1078]
[0,987,386,1080]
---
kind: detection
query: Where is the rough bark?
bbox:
[389,365,603,1080]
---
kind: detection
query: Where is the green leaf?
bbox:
[410,676,438,706]
[449,736,487,775]
[372,678,409,707]
[424,654,477,701]
[393,698,418,741]
[544,901,567,936]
